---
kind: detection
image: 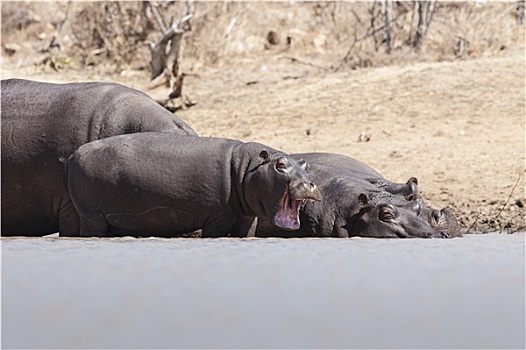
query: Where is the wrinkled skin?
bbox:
[256,164,447,238]
[292,152,461,237]
[1,78,197,237]
[67,133,322,238]
[293,152,421,200]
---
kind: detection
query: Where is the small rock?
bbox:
[389,151,402,158]
[3,43,21,56]
[267,31,280,46]
[358,132,371,142]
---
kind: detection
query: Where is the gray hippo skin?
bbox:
[292,152,420,200]
[293,152,461,237]
[256,162,446,238]
[1,78,197,236]
[67,133,322,238]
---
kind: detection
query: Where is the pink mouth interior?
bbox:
[273,192,302,230]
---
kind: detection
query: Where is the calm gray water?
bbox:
[2,233,525,349]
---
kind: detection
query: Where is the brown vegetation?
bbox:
[2,1,524,73]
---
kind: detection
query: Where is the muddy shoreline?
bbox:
[2,48,525,234]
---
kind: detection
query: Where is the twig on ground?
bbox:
[493,172,522,232]
[465,213,479,234]
[278,55,333,71]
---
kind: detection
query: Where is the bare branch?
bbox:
[48,1,76,51]
[148,6,193,81]
[383,0,392,53]
[493,173,522,231]
[412,0,436,50]
[148,1,195,105]
[149,0,168,32]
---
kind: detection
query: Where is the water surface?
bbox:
[2,233,525,349]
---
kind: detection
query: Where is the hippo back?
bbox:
[293,152,383,178]
[1,78,197,236]
[67,133,320,238]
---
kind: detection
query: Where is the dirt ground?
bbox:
[2,45,525,234]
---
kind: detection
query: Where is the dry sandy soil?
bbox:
[2,46,525,234]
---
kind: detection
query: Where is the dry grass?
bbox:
[2,2,524,73]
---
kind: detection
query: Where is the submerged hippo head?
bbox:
[244,150,322,231]
[372,176,460,237]
[420,206,461,237]
[350,193,447,238]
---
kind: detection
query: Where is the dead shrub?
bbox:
[2,1,524,74]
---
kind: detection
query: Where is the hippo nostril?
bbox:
[431,231,448,238]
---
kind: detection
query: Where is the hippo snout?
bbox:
[428,207,460,237]
[438,231,449,238]
[289,182,322,202]
[428,230,449,239]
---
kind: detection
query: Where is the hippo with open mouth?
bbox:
[67,133,321,237]
[256,162,447,239]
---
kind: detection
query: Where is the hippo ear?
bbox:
[259,150,269,160]
[297,159,307,171]
[358,193,369,208]
[405,177,420,200]
[406,177,418,185]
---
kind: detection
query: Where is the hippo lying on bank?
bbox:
[67,133,322,237]
[256,159,447,238]
[293,152,461,237]
[293,152,421,200]
[1,78,197,237]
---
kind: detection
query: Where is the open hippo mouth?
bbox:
[273,185,321,230]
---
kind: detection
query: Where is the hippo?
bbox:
[67,133,322,238]
[1,78,197,237]
[292,152,461,237]
[292,152,421,200]
[256,161,446,238]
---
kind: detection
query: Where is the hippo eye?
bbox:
[276,158,288,172]
[379,205,397,222]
